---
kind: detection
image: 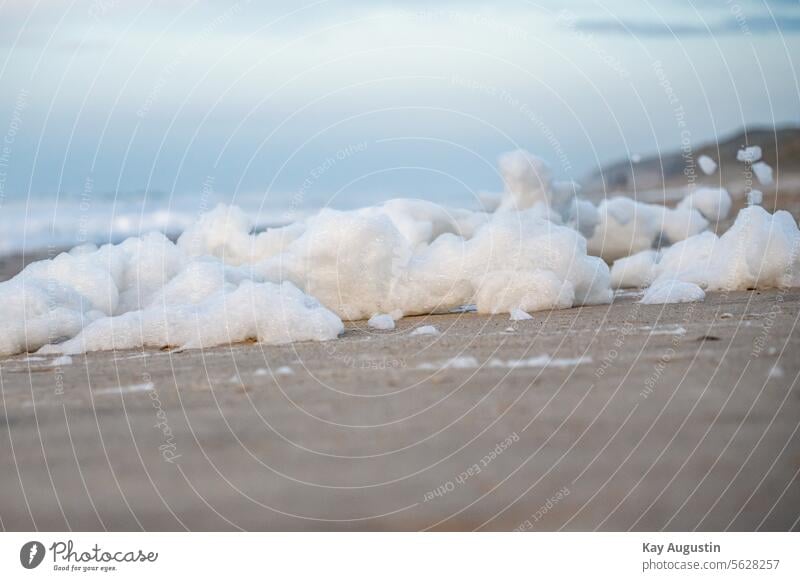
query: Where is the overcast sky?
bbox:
[1,0,798,208]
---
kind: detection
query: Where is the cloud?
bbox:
[572,14,800,37]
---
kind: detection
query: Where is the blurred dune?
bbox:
[583,126,800,231]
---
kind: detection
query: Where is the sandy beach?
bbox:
[3,160,799,531]
[1,285,797,531]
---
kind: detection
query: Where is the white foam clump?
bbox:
[747,190,763,206]
[753,162,773,186]
[177,204,306,266]
[737,145,762,163]
[417,354,592,370]
[474,269,575,314]
[94,382,154,396]
[254,178,611,320]
[698,155,718,175]
[496,151,564,213]
[491,150,600,239]
[488,354,592,368]
[368,314,396,330]
[611,205,800,300]
[640,280,705,305]
[587,196,709,262]
[0,227,343,355]
[641,324,686,335]
[0,232,183,355]
[410,325,440,336]
[677,187,732,225]
[610,249,660,289]
[768,365,784,379]
[509,308,533,321]
[42,280,343,355]
[417,356,478,370]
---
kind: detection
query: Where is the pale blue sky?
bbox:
[1,0,798,209]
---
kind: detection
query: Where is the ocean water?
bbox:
[1,177,486,257]
[0,190,290,256]
[0,188,456,257]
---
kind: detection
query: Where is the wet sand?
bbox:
[1,289,798,531]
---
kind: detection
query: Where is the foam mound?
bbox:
[587,196,709,262]
[1,149,797,356]
[40,281,343,355]
[1,232,344,355]
[611,205,800,297]
[236,201,611,319]
[641,280,706,305]
[0,199,610,356]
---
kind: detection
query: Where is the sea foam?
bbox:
[1,150,798,355]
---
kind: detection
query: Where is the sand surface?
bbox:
[1,287,798,531]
